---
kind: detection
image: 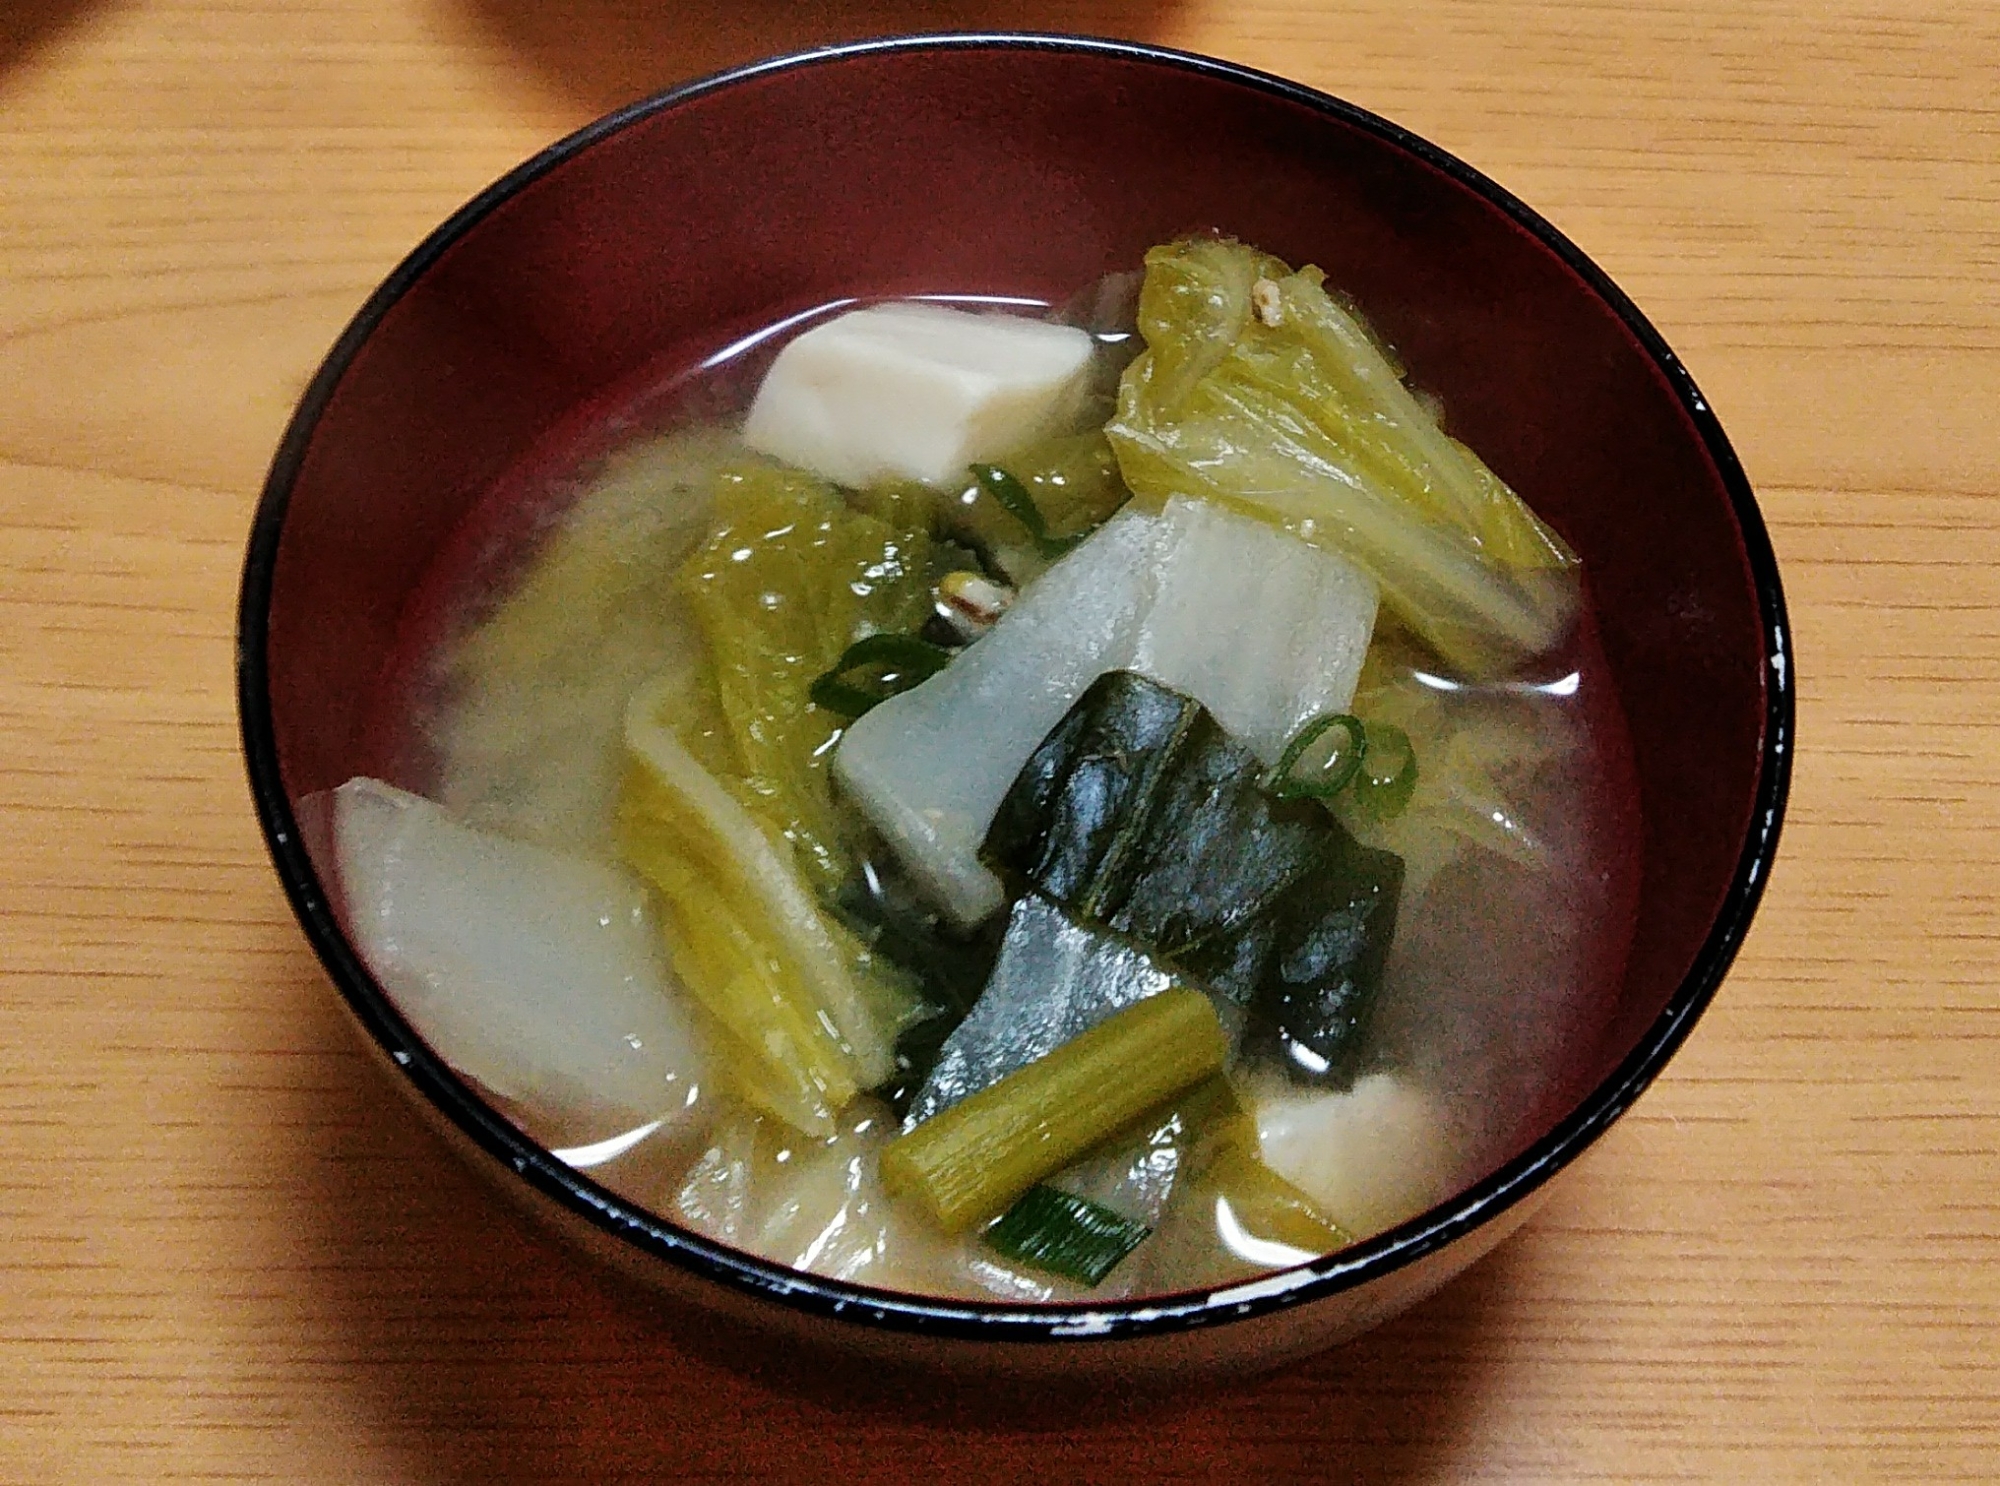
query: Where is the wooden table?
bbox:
[3,1,1994,1479]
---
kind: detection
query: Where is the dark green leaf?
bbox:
[982,671,1404,1085]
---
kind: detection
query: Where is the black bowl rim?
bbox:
[237,31,1794,1345]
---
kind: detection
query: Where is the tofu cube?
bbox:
[741,303,1096,488]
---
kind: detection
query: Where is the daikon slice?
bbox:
[833,508,1162,929]
[834,496,1377,929]
[1133,496,1378,763]
[325,777,704,1128]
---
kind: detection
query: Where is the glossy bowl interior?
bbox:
[239,35,1790,1378]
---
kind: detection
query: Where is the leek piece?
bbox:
[1264,713,1419,820]
[948,433,1131,585]
[984,1185,1151,1286]
[968,463,1078,557]
[1106,238,1580,675]
[1351,721,1418,819]
[880,987,1228,1233]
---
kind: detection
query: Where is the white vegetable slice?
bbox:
[1132,496,1378,763]
[741,303,1095,488]
[1251,1073,1456,1238]
[322,777,705,1127]
[834,496,1378,928]
[834,508,1162,928]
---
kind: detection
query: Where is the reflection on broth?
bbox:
[327,239,1641,1303]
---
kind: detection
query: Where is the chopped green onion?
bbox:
[968,462,1081,558]
[808,633,954,718]
[1265,713,1419,820]
[984,1185,1151,1286]
[1265,713,1367,801]
[881,986,1228,1233]
[1351,721,1418,819]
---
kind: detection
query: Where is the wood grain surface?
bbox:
[2,1,1995,1480]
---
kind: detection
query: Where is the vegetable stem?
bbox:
[880,986,1228,1232]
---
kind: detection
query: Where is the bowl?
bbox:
[237,33,1792,1381]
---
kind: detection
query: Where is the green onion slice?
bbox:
[808,633,954,718]
[984,1184,1151,1286]
[1351,721,1418,819]
[967,463,1081,558]
[1265,713,1368,801]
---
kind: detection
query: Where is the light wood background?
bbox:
[2,1,1995,1480]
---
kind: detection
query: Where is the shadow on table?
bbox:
[452,0,1190,119]
[0,0,101,75]
[278,954,1519,1485]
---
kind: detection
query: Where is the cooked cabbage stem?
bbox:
[880,987,1229,1233]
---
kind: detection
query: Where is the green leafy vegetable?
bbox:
[676,460,933,894]
[984,672,1403,1083]
[620,679,909,1136]
[614,460,937,1134]
[985,1184,1152,1286]
[1106,238,1579,676]
[808,633,955,719]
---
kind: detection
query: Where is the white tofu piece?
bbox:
[1252,1073,1457,1238]
[833,497,1381,929]
[833,510,1162,929]
[1133,497,1379,764]
[320,777,705,1127]
[741,303,1096,488]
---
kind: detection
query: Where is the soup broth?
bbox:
[338,246,1642,1303]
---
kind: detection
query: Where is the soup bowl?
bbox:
[237,33,1791,1382]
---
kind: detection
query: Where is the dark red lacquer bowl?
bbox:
[238,35,1791,1380]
